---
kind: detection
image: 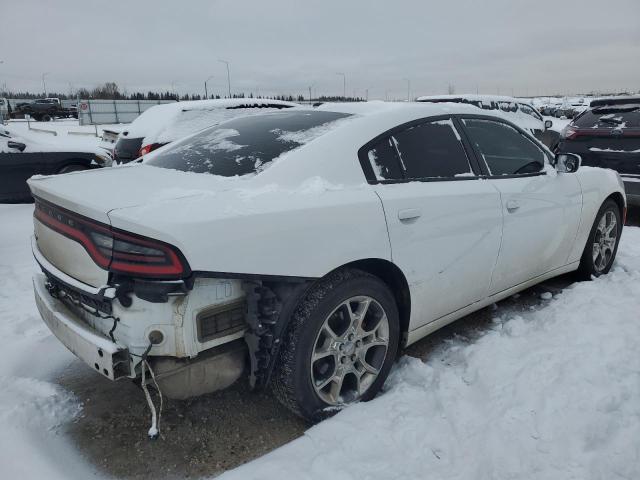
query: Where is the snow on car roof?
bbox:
[417,94,522,103]
[590,96,640,108]
[0,124,104,155]
[123,98,301,146]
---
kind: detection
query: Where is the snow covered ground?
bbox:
[0,203,639,479]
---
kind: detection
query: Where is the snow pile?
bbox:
[222,228,640,480]
[0,205,98,479]
[0,204,639,479]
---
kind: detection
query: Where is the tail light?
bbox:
[34,198,190,279]
[561,126,579,140]
[139,143,159,157]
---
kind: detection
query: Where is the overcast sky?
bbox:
[2,0,639,99]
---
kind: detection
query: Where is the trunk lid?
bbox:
[28,164,243,286]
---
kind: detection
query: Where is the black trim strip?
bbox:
[191,270,318,283]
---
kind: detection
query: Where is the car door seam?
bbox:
[374,190,394,262]
[486,181,505,295]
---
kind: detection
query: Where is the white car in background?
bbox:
[29,102,625,423]
[113,98,300,163]
[417,94,559,148]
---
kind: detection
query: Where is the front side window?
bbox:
[462,118,546,175]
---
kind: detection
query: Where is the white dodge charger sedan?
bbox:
[28,102,625,422]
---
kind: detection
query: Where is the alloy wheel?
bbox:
[310,295,390,405]
[592,210,618,272]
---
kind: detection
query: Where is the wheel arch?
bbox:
[330,258,411,345]
[606,192,626,221]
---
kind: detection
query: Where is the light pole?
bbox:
[204,75,214,99]
[336,72,345,99]
[403,78,411,102]
[42,72,49,97]
[308,84,315,103]
[365,87,373,101]
[219,60,231,97]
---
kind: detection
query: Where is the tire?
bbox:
[272,268,399,422]
[57,164,87,174]
[577,199,622,279]
[41,114,52,122]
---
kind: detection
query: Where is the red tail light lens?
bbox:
[561,126,579,140]
[139,143,159,157]
[34,198,190,279]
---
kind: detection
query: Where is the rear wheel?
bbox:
[272,269,399,422]
[577,199,622,279]
[41,114,52,122]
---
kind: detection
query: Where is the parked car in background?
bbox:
[13,98,77,121]
[0,126,112,202]
[28,102,624,423]
[556,96,640,206]
[416,95,559,148]
[113,98,300,163]
[0,97,9,121]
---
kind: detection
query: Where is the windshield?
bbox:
[146,110,351,177]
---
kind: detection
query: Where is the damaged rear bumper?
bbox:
[33,273,131,380]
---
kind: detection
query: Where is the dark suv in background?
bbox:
[556,96,640,206]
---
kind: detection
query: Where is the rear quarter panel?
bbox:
[108,185,391,278]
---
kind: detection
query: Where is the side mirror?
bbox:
[7,140,26,152]
[555,153,581,173]
[544,119,553,129]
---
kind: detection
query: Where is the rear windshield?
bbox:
[146,110,350,177]
[574,105,640,128]
[114,137,143,161]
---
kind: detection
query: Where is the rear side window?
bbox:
[463,119,546,175]
[146,111,350,177]
[366,119,473,181]
[392,120,473,179]
[367,137,403,181]
[573,106,640,128]
[518,103,542,121]
[498,101,517,113]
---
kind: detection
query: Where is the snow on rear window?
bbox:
[146,111,351,177]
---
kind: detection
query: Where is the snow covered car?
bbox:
[417,94,559,148]
[0,126,112,202]
[28,102,625,422]
[112,98,299,163]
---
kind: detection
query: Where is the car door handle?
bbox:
[506,199,520,213]
[398,208,422,221]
